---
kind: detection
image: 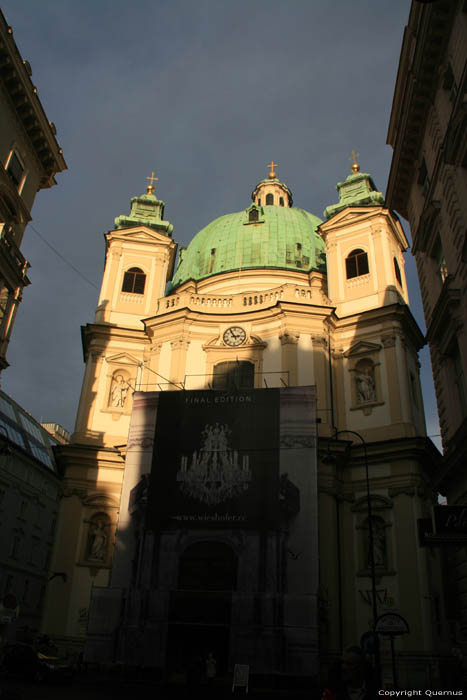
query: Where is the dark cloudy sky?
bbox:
[1,1,441,449]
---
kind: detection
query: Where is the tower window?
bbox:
[266,193,274,205]
[394,257,402,286]
[279,197,284,207]
[346,249,369,279]
[122,267,146,294]
[248,208,259,223]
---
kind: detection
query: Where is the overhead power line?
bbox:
[29,224,99,290]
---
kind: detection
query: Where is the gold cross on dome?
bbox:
[348,150,360,173]
[146,171,159,193]
[267,161,278,179]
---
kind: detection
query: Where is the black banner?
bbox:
[147,389,280,530]
[434,505,467,534]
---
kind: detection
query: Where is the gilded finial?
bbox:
[348,150,360,174]
[267,161,278,179]
[146,171,159,194]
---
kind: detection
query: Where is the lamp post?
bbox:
[324,428,381,686]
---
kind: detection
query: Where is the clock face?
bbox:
[223,326,246,347]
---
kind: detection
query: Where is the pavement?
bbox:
[0,674,321,700]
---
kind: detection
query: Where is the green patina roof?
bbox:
[114,191,173,236]
[323,170,385,220]
[169,205,325,291]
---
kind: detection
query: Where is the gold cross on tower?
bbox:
[348,150,360,174]
[146,171,159,194]
[267,161,278,179]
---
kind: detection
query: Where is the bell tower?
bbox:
[320,158,409,317]
[73,177,177,446]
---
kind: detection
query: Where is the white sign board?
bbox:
[232,664,249,693]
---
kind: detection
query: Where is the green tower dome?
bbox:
[169,181,325,291]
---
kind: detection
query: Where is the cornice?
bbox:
[386,0,456,218]
[0,12,67,183]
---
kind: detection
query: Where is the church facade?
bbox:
[44,165,450,687]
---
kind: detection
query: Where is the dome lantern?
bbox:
[251,162,293,208]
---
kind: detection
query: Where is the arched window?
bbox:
[122,267,146,294]
[249,208,259,222]
[394,257,402,286]
[266,193,274,205]
[212,361,254,390]
[345,249,369,279]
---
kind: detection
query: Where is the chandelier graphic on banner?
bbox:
[177,423,251,505]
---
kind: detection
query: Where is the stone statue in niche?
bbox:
[356,366,376,403]
[367,518,386,567]
[88,518,107,561]
[111,374,128,408]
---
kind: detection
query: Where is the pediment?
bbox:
[105,352,141,366]
[343,341,381,358]
[107,226,173,245]
[83,493,120,508]
[320,207,380,230]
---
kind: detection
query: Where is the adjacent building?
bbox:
[0,390,62,641]
[0,9,66,371]
[0,10,67,642]
[386,0,467,649]
[45,164,450,687]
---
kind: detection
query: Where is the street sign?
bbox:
[375,613,409,636]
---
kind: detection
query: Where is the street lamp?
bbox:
[323,428,381,686]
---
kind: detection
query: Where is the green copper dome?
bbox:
[169,205,325,291]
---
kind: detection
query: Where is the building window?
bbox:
[432,238,448,284]
[451,340,467,417]
[121,267,146,294]
[22,579,29,604]
[248,208,259,223]
[266,193,274,205]
[5,151,24,190]
[443,63,457,102]
[394,257,402,286]
[279,197,284,206]
[212,361,255,390]
[345,249,369,279]
[4,574,13,596]
[418,159,428,187]
[10,536,21,559]
[0,283,13,338]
